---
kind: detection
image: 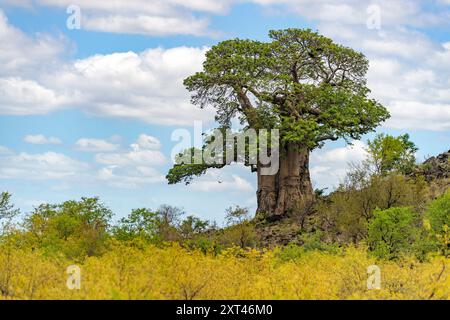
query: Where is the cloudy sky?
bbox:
[0,0,449,223]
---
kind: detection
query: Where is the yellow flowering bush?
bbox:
[0,242,449,300]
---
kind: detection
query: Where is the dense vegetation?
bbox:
[0,133,449,300]
[0,243,449,300]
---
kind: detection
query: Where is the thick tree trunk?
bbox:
[255,166,278,219]
[256,143,314,221]
[275,143,314,216]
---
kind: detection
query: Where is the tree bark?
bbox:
[255,166,278,220]
[256,143,314,221]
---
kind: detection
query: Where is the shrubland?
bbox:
[0,134,449,300]
[0,240,449,300]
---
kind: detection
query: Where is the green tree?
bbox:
[114,205,195,243]
[367,207,420,260]
[23,197,112,259]
[367,133,417,175]
[0,192,19,221]
[113,208,159,242]
[178,215,210,239]
[0,192,20,234]
[221,206,256,248]
[167,29,389,220]
[425,192,450,257]
[225,205,251,226]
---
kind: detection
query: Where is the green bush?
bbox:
[297,230,340,254]
[425,192,450,257]
[275,243,306,262]
[367,207,421,260]
[213,206,256,248]
[314,173,427,244]
[22,198,113,260]
[276,231,340,263]
[215,222,257,249]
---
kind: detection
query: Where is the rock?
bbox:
[415,149,450,181]
[256,219,302,247]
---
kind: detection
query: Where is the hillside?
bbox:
[257,149,450,247]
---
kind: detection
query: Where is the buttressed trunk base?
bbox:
[256,144,314,221]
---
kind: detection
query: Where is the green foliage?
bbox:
[297,230,340,253]
[367,133,418,175]
[166,146,227,185]
[275,243,306,262]
[0,192,19,221]
[0,192,20,237]
[22,197,113,259]
[225,205,251,226]
[113,208,159,242]
[311,134,425,245]
[169,28,389,185]
[275,231,340,262]
[179,215,210,239]
[215,223,257,249]
[315,172,428,243]
[113,205,212,246]
[183,236,224,256]
[176,206,256,251]
[367,207,421,260]
[425,192,450,257]
[214,206,256,248]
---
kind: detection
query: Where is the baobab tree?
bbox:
[167,29,389,221]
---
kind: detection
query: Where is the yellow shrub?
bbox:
[0,243,448,300]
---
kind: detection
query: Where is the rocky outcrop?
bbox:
[415,150,450,181]
[256,219,302,247]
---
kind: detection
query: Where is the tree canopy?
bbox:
[367,133,418,175]
[167,29,389,185]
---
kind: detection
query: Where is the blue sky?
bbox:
[0,0,449,224]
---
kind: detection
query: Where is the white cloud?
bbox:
[1,3,450,130]
[0,78,68,115]
[24,134,62,145]
[251,0,447,28]
[0,10,65,77]
[251,0,450,132]
[0,151,89,180]
[75,138,119,152]
[35,0,234,15]
[95,135,167,166]
[132,134,162,150]
[95,150,166,167]
[82,14,211,37]
[0,146,12,154]
[4,0,235,36]
[386,101,450,131]
[0,10,215,125]
[0,11,70,115]
[93,134,167,188]
[364,40,450,130]
[97,165,165,188]
[49,47,214,125]
[310,141,368,190]
[312,141,368,164]
[0,134,167,188]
